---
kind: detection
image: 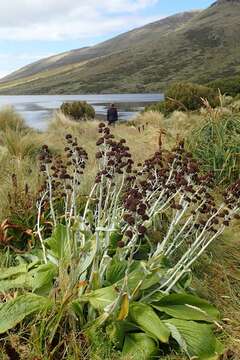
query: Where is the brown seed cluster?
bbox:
[38,135,88,205]
[120,139,240,244]
[123,187,148,237]
[95,123,133,184]
[36,126,240,253]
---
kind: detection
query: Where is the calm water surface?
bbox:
[0,94,163,131]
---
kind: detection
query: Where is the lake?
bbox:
[0,94,163,131]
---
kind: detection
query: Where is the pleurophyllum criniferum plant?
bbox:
[1,122,240,359]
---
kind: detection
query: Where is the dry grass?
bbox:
[0,128,41,160]
[131,110,202,149]
[0,106,27,133]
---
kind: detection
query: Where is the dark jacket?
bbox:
[107,107,118,123]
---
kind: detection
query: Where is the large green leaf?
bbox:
[0,263,28,280]
[77,237,97,276]
[165,318,220,360]
[80,285,118,311]
[107,320,139,349]
[118,261,164,293]
[45,224,70,260]
[153,293,220,322]
[105,257,128,285]
[0,273,33,292]
[129,302,170,343]
[32,263,58,295]
[122,333,158,360]
[0,294,52,334]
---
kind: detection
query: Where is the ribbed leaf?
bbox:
[0,273,33,292]
[107,321,139,349]
[122,333,158,360]
[0,294,52,334]
[32,263,57,295]
[153,293,220,322]
[77,238,97,275]
[129,302,170,343]
[45,224,70,260]
[80,285,118,311]
[118,262,164,292]
[106,258,127,285]
[165,318,220,360]
[0,264,28,280]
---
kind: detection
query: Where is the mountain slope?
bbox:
[0,0,240,94]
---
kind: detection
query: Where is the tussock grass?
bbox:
[0,128,42,160]
[132,110,202,149]
[188,112,240,184]
[0,155,39,221]
[0,106,27,132]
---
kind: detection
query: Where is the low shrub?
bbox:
[146,82,219,115]
[208,76,240,97]
[60,101,95,121]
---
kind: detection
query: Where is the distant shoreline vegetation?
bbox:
[144,82,219,115]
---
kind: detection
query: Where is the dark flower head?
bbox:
[117,241,125,248]
[96,152,103,159]
[96,138,104,146]
[40,165,46,172]
[125,230,133,238]
[138,225,147,235]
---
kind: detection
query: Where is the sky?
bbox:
[0,0,214,79]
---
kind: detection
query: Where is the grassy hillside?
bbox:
[0,12,198,84]
[0,0,240,94]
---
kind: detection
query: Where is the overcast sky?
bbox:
[0,0,213,78]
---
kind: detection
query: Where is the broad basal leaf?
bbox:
[105,257,128,285]
[122,333,158,360]
[32,263,58,295]
[0,293,52,334]
[165,318,220,360]
[80,285,118,311]
[0,273,33,293]
[45,224,70,260]
[119,261,164,293]
[77,237,97,275]
[107,320,139,349]
[0,263,28,280]
[153,293,220,322]
[129,302,170,343]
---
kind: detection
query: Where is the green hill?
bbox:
[0,0,240,94]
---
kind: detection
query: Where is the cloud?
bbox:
[0,0,161,77]
[0,52,54,78]
[0,0,159,41]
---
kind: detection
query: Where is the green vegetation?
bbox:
[1,1,240,94]
[60,101,95,121]
[0,104,240,359]
[188,109,240,184]
[208,76,240,97]
[145,82,218,115]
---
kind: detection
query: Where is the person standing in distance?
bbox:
[107,103,118,125]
